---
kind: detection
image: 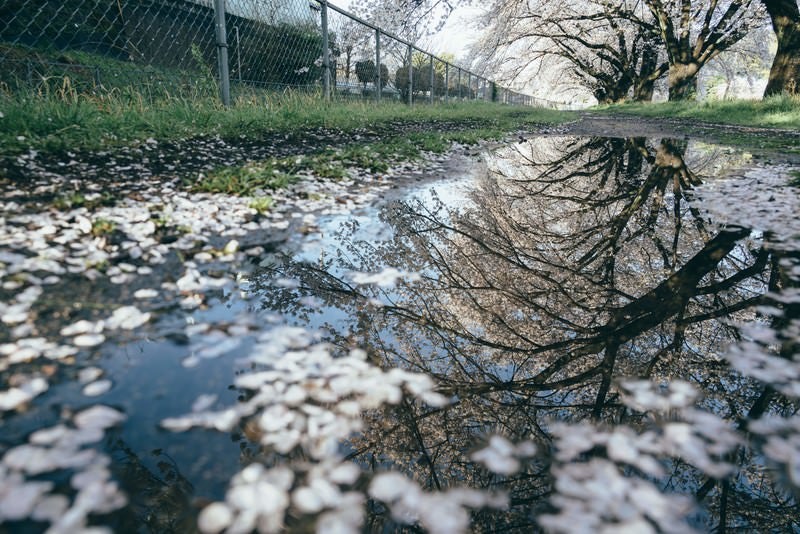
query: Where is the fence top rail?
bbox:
[317,0,501,90]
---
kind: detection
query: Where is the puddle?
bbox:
[1,135,799,532]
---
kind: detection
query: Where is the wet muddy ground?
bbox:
[1,113,799,533]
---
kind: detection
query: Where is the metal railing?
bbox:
[0,0,538,107]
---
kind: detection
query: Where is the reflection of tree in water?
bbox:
[108,439,197,533]
[255,136,799,530]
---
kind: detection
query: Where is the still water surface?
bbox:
[1,135,799,532]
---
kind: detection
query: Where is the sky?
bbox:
[333,0,483,60]
[427,6,484,59]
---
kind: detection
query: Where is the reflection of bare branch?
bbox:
[248,134,792,530]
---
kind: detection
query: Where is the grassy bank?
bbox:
[0,89,570,157]
[595,94,800,130]
[192,129,521,195]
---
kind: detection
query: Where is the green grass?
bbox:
[595,94,800,130]
[194,160,301,195]
[0,43,570,161]
[0,87,570,158]
[51,191,116,211]
[91,218,116,237]
[190,113,557,196]
[248,196,274,214]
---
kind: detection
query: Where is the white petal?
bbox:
[82,380,113,397]
[74,405,126,430]
[293,486,324,514]
[73,334,105,347]
[198,502,234,534]
[133,288,158,299]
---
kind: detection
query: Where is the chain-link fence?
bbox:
[0,0,539,106]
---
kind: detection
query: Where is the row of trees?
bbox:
[349,59,477,100]
[353,0,799,103]
[470,0,800,102]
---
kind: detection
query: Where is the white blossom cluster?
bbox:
[163,326,449,451]
[197,461,365,534]
[0,303,150,412]
[539,416,712,533]
[0,405,127,532]
[618,379,698,412]
[723,315,800,493]
[539,458,696,534]
[0,374,49,411]
[368,471,508,534]
[724,335,800,398]
[538,380,742,533]
[161,324,525,533]
[350,267,422,288]
[471,435,537,475]
[749,416,800,489]
[690,165,800,248]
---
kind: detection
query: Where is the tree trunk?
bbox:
[668,62,700,100]
[633,45,661,101]
[345,47,353,84]
[763,0,800,96]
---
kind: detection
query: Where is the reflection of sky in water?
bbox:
[288,171,480,339]
[299,172,478,264]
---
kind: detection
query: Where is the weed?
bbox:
[152,215,171,229]
[51,192,115,211]
[339,146,391,173]
[52,193,86,211]
[248,196,274,214]
[194,161,300,196]
[91,218,116,237]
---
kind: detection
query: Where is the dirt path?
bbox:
[560,112,800,163]
[3,112,797,209]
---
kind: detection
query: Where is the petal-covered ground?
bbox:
[1,119,799,532]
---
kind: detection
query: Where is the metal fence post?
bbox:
[429,57,434,104]
[213,0,231,106]
[458,68,461,99]
[444,63,449,102]
[321,0,331,101]
[235,25,242,83]
[375,29,381,103]
[407,44,413,106]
